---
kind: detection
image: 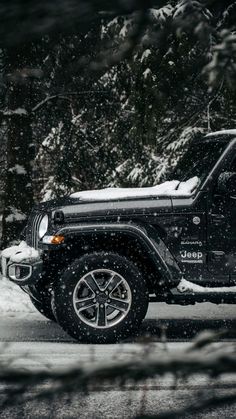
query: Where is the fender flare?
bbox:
[54,222,182,285]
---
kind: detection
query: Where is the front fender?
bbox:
[47,222,182,285]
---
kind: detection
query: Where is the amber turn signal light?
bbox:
[50,235,65,244]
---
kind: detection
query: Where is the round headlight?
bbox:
[38,215,49,239]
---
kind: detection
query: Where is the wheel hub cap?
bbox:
[96,292,108,304]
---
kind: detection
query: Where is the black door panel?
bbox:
[208,192,236,276]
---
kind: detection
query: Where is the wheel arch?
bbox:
[55,223,182,291]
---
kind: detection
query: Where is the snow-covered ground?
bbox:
[0,275,35,314]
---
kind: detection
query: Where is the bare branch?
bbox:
[31,91,108,113]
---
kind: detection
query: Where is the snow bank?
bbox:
[70,177,199,201]
[0,242,39,314]
[0,275,35,313]
[1,241,40,263]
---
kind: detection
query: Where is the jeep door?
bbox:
[170,137,228,283]
[170,194,208,282]
[207,140,236,280]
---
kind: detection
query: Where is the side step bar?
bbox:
[151,278,236,305]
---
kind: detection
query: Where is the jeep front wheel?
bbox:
[53,252,149,343]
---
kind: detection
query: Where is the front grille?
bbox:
[26,213,44,249]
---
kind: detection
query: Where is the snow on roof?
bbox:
[70,177,199,201]
[206,129,236,137]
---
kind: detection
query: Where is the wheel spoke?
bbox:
[75,297,96,312]
[97,305,107,327]
[107,297,129,312]
[83,274,100,293]
[105,274,123,294]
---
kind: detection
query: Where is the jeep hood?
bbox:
[35,177,199,219]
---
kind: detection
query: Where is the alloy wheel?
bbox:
[72,269,132,329]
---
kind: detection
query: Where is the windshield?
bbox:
[171,139,227,183]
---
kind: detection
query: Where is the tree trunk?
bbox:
[1,46,36,247]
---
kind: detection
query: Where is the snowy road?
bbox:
[1,279,236,417]
[1,302,236,344]
[0,302,235,361]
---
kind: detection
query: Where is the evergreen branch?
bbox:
[0,340,236,405]
[66,3,151,77]
[158,77,225,149]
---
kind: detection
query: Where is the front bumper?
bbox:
[1,248,43,286]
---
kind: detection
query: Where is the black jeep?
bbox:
[2,130,236,343]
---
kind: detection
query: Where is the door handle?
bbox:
[211,214,225,219]
[211,214,225,225]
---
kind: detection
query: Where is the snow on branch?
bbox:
[4,207,27,223]
[63,5,151,77]
[0,108,29,117]
[203,30,236,87]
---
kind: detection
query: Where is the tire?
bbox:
[53,252,149,343]
[30,293,56,322]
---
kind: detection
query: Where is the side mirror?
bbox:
[217,172,236,195]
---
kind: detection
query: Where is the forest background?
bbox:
[0,0,235,246]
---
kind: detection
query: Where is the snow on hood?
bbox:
[70,177,199,201]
